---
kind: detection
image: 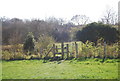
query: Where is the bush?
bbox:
[23,32,35,54]
[2,51,12,60]
[35,34,55,57]
[80,41,96,58]
[2,50,25,60]
[36,34,55,49]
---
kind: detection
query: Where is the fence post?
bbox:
[56,46,58,53]
[102,42,106,62]
[98,48,100,58]
[61,42,64,59]
[53,44,55,58]
[75,42,78,58]
[66,44,69,59]
[104,42,107,58]
[40,48,43,58]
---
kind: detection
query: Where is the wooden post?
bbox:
[71,43,74,57]
[98,48,100,58]
[56,46,58,53]
[104,42,107,58]
[66,44,69,59]
[53,44,55,58]
[40,48,43,58]
[102,42,106,62]
[61,42,64,59]
[75,42,78,58]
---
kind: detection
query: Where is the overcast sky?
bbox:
[0,0,119,22]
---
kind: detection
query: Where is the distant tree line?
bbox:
[1,17,76,45]
[1,14,119,45]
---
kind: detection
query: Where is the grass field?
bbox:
[2,58,119,79]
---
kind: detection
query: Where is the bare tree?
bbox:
[101,8,118,25]
[71,15,90,25]
[9,31,21,45]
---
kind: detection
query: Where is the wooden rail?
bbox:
[51,42,78,59]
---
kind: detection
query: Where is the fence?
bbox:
[2,41,118,60]
[43,42,78,59]
[43,41,119,60]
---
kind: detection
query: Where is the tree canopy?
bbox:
[76,22,119,44]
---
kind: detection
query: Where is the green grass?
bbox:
[2,58,119,79]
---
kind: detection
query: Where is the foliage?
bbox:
[80,41,96,57]
[2,40,119,60]
[35,34,55,57]
[78,41,118,58]
[2,51,24,60]
[23,32,35,54]
[2,44,24,60]
[2,51,12,60]
[76,22,119,44]
[36,34,55,50]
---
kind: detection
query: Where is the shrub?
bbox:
[23,32,35,54]
[36,34,55,49]
[81,41,96,58]
[2,51,13,60]
[35,34,55,57]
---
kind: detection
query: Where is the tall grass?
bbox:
[2,41,119,60]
